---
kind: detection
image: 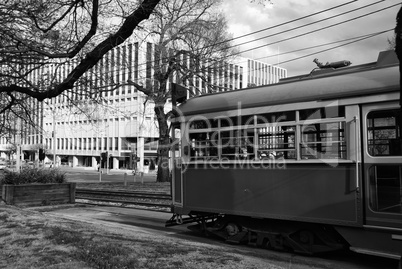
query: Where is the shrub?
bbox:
[1,168,66,185]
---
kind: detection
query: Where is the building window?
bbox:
[121,138,129,150]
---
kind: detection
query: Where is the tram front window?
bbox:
[367,109,401,156]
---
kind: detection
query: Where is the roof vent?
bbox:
[376,50,399,66]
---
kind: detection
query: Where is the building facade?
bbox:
[0,42,287,172]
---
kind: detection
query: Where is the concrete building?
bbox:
[237,57,287,86]
[0,42,287,172]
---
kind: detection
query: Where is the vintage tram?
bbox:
[167,50,402,260]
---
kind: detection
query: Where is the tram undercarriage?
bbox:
[167,213,348,255]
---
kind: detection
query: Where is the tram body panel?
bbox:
[182,163,359,225]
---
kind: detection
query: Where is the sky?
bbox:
[221,0,401,77]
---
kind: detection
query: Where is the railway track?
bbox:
[75,188,172,212]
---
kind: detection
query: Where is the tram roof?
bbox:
[176,55,399,117]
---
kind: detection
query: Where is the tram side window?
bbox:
[300,122,346,159]
[369,165,401,214]
[189,131,219,160]
[221,115,254,127]
[221,129,255,160]
[256,111,296,124]
[367,109,401,156]
[257,125,296,160]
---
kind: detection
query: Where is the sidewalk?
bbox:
[57,166,158,183]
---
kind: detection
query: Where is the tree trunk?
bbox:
[155,105,170,182]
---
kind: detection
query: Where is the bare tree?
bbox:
[0,0,161,127]
[124,0,236,182]
[0,0,270,181]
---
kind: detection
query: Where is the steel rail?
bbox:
[76,196,171,208]
[75,188,172,210]
[76,188,171,200]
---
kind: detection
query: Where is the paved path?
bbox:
[46,205,179,234]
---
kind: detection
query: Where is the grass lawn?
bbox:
[0,203,283,269]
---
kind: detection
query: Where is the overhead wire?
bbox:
[224,0,360,42]
[102,1,375,75]
[63,1,400,91]
[128,0,396,75]
[184,29,394,89]
[120,1,399,82]
[277,30,393,66]
[231,29,393,67]
[95,28,392,93]
[234,29,393,82]
[229,0,389,49]
[230,2,400,57]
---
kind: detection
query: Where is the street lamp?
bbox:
[53,111,56,167]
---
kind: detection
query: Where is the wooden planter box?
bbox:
[1,183,76,206]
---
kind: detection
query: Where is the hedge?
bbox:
[1,168,66,185]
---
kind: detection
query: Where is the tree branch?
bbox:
[2,0,161,102]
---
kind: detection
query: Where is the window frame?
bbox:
[366,109,401,157]
[185,106,348,163]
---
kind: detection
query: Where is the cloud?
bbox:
[222,0,400,76]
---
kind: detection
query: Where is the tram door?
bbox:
[362,103,402,228]
[171,124,183,205]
